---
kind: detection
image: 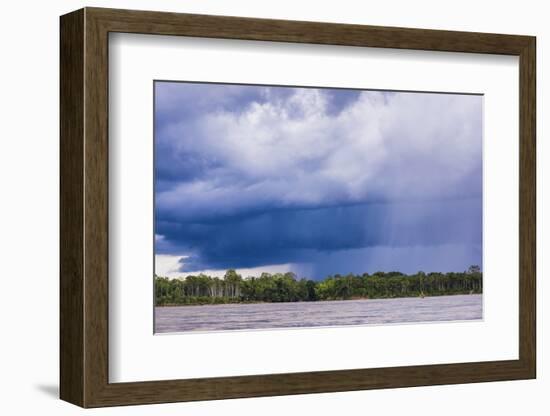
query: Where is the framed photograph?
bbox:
[60,7,536,407]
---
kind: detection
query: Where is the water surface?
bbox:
[154,294,482,333]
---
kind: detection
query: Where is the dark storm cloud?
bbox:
[157,198,481,272]
[154,82,483,277]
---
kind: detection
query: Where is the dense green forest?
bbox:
[155,266,482,306]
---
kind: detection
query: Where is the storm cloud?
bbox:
[154,82,482,278]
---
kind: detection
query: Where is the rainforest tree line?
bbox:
[155,266,482,306]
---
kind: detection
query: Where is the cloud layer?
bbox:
[154,82,482,278]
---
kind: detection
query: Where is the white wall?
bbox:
[0,0,545,414]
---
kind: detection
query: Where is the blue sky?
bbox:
[154,82,482,279]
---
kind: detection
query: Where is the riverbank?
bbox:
[156,291,481,307]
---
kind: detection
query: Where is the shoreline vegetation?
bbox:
[155,265,482,307]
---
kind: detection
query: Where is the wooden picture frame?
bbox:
[60,7,536,408]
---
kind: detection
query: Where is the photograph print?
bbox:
[154,81,483,333]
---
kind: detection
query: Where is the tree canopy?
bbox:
[155,266,482,306]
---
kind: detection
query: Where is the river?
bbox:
[154,294,482,333]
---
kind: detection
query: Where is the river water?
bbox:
[154,294,482,333]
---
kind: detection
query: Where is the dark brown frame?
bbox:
[60,7,536,408]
